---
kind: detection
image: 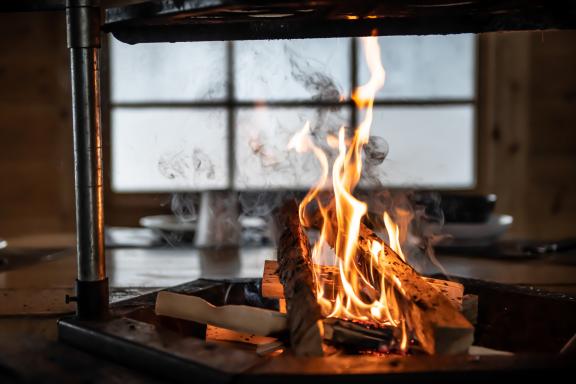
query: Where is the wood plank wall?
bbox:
[0,14,574,241]
[0,13,75,238]
[478,31,576,240]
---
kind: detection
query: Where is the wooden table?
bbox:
[1,233,575,382]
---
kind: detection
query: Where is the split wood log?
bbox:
[423,277,465,309]
[274,200,324,357]
[462,294,479,325]
[155,291,287,337]
[274,200,473,355]
[262,259,284,299]
[263,260,464,309]
[205,325,285,356]
[355,223,474,355]
[205,325,278,345]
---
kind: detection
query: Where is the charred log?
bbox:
[275,200,324,357]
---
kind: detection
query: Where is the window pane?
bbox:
[358,35,475,100]
[234,107,350,189]
[235,38,350,101]
[365,106,475,188]
[112,108,228,192]
[110,39,226,102]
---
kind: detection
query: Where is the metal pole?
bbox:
[66,0,108,320]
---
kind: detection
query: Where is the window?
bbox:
[110,35,475,192]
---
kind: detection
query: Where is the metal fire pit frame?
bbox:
[103,0,576,43]
[5,0,575,330]
[54,0,576,322]
[57,278,575,383]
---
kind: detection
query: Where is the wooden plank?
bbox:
[205,325,277,345]
[262,259,283,299]
[155,291,287,337]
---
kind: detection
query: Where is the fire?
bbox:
[289,36,411,352]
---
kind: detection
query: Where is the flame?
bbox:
[384,212,406,262]
[288,36,412,352]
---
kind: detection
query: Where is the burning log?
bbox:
[273,200,473,355]
[355,223,474,355]
[274,201,325,356]
[263,260,465,309]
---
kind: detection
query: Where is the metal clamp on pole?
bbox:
[66,0,109,320]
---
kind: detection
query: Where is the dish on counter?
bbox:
[434,213,513,247]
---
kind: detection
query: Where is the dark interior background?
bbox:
[1,12,575,241]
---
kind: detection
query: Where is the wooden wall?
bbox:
[478,31,576,240]
[0,14,574,241]
[0,13,75,238]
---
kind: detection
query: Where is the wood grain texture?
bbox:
[275,200,324,357]
[155,291,287,336]
[357,223,474,355]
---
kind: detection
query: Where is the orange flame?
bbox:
[289,36,409,352]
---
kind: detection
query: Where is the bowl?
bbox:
[438,213,514,247]
[139,215,197,243]
[440,194,497,223]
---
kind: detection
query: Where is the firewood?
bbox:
[323,318,396,352]
[278,298,287,314]
[271,199,474,354]
[155,291,287,337]
[256,340,285,356]
[355,223,474,355]
[462,294,479,325]
[274,200,324,357]
[205,325,278,345]
[263,260,464,308]
[423,277,464,309]
[262,259,284,299]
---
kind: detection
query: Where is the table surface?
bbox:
[1,233,575,383]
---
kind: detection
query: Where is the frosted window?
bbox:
[358,35,475,100]
[110,39,226,102]
[235,38,350,101]
[235,107,349,189]
[365,106,475,188]
[112,108,228,192]
[110,36,477,192]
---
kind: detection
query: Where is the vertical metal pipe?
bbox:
[66,0,108,319]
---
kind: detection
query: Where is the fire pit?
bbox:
[30,0,575,381]
[58,276,574,382]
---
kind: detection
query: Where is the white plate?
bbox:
[139,215,197,232]
[139,215,268,233]
[436,214,513,246]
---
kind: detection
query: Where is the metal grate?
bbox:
[103,0,576,43]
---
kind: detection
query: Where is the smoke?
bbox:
[154,40,452,273]
[170,193,198,222]
[158,149,215,181]
[238,192,290,218]
[285,45,343,102]
[360,190,450,276]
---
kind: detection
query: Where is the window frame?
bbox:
[102,36,481,225]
